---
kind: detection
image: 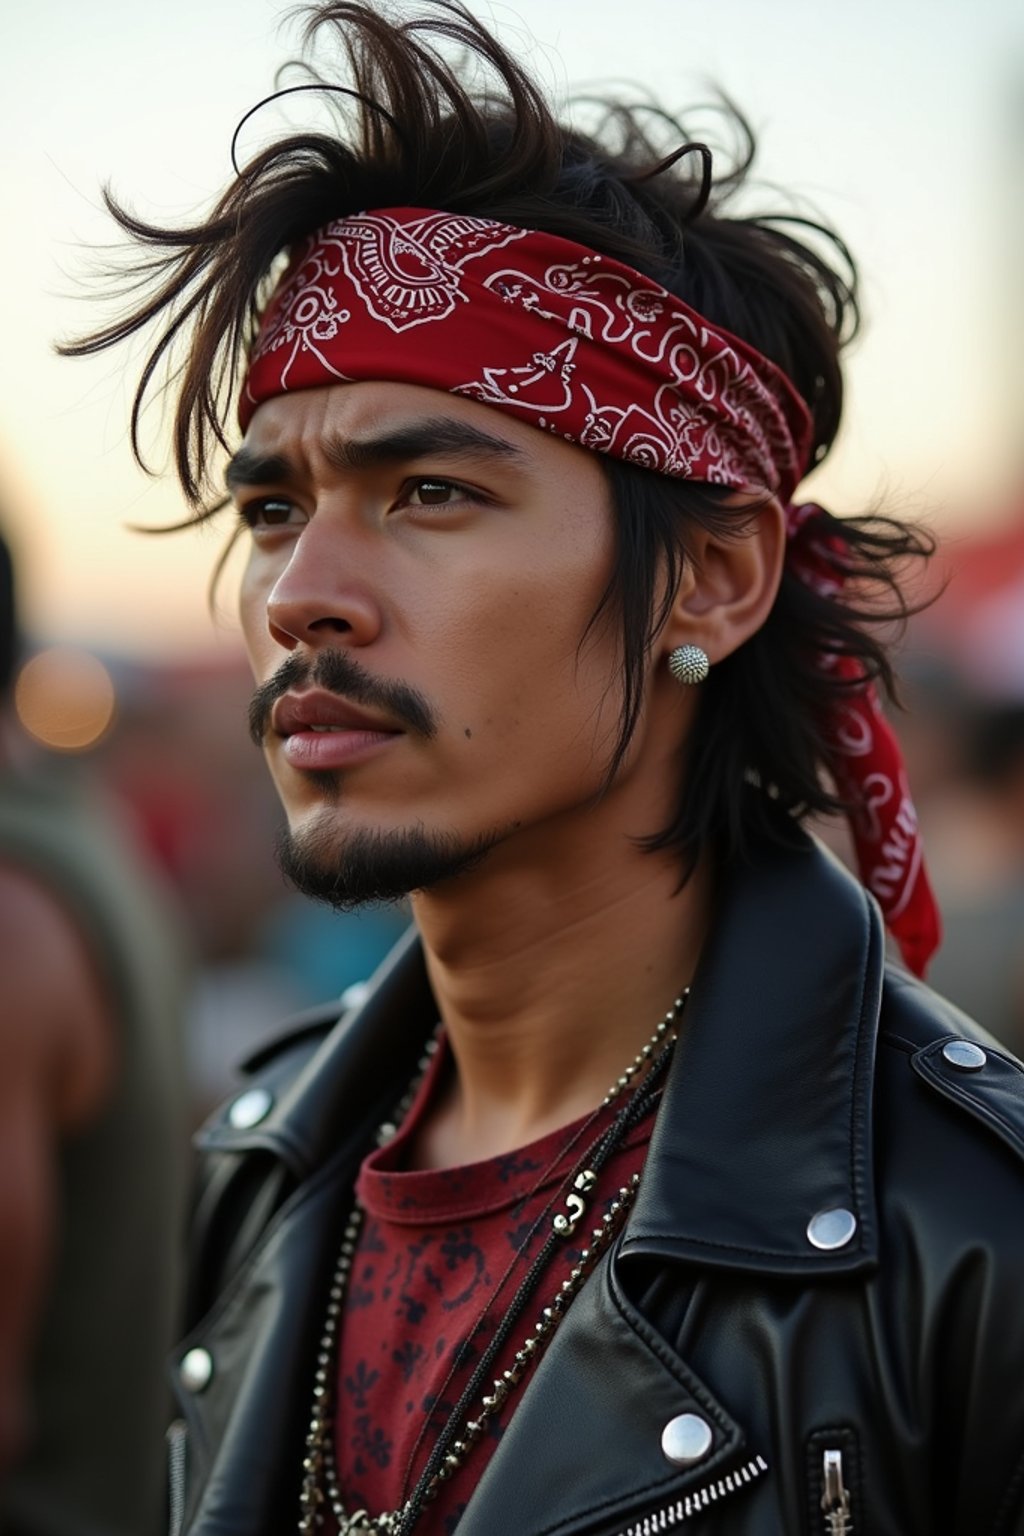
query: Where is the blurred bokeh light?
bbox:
[14,645,117,752]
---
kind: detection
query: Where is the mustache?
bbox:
[248,650,439,747]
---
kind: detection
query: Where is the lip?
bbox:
[271,689,404,772]
[272,689,402,739]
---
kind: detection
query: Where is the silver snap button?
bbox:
[340,980,370,1011]
[941,1039,987,1073]
[228,1087,274,1130]
[179,1347,213,1393]
[806,1207,858,1251]
[661,1412,713,1467]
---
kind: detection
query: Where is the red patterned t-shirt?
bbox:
[333,1036,658,1533]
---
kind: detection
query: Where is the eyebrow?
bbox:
[224,416,529,491]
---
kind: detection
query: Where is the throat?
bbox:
[404,992,687,1172]
[408,838,713,1167]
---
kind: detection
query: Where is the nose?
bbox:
[264,520,383,652]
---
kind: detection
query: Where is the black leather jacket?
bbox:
[169,831,1024,1536]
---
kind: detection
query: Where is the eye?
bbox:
[402,478,476,508]
[237,497,304,530]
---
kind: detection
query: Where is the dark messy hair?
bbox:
[61,0,933,874]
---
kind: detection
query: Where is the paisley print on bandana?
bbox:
[243,211,529,395]
[241,207,812,501]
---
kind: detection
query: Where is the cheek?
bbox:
[434,514,618,745]
[238,558,275,675]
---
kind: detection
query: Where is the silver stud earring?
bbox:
[668,645,710,685]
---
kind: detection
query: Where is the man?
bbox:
[0,523,188,1535]
[66,3,1024,1532]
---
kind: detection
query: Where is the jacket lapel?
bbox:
[197,928,436,1177]
[459,1252,745,1536]
[621,831,884,1277]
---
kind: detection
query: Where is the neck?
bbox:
[408,802,712,1168]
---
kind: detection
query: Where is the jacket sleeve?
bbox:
[879,1007,1024,1536]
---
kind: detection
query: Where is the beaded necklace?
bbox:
[298,990,689,1536]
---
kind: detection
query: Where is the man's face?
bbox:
[235,380,638,905]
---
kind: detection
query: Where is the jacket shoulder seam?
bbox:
[877,1029,916,1055]
[910,1041,1024,1168]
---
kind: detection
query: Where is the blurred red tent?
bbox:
[915,504,1024,699]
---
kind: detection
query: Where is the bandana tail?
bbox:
[785,502,941,979]
[829,675,942,978]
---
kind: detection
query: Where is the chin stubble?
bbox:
[274,817,512,910]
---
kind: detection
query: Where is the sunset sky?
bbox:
[2,0,1021,657]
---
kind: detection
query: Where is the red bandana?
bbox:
[240,208,940,974]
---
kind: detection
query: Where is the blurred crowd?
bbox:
[892,512,1024,1045]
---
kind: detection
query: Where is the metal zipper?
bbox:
[821,1448,852,1535]
[611,1453,769,1535]
[167,1418,188,1536]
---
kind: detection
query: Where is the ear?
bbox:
[656,497,786,665]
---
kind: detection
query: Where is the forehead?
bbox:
[240,379,605,485]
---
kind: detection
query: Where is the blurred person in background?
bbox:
[923,696,1024,1050]
[64,3,1024,1532]
[895,529,1024,1054]
[0,522,189,1536]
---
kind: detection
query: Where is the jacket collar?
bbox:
[206,826,883,1276]
[621,828,884,1277]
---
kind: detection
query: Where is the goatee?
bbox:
[275,817,508,910]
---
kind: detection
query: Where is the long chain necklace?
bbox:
[298,990,689,1536]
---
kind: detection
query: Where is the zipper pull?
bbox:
[821,1448,853,1535]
